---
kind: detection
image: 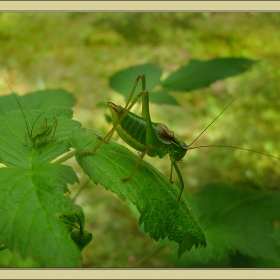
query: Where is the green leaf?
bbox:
[161,57,257,91]
[59,214,77,232]
[0,91,85,266]
[109,63,163,103]
[165,183,280,267]
[0,89,76,112]
[70,230,93,252]
[70,128,206,255]
[149,90,179,106]
[0,107,82,168]
[0,165,81,267]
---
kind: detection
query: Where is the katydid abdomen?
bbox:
[108,102,154,154]
[107,101,188,161]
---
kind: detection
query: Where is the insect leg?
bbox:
[170,159,184,202]
[50,118,58,141]
[24,134,28,146]
[106,74,147,143]
[170,162,174,184]
[82,75,147,156]
[122,144,153,182]
[124,74,145,110]
[42,118,48,126]
[141,90,155,151]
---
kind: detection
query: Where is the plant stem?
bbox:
[72,178,91,203]
[131,244,166,268]
[52,150,77,164]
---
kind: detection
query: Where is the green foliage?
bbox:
[109,63,179,105]
[160,183,280,267]
[109,58,257,105]
[0,107,78,168]
[0,88,76,113]
[0,86,206,267]
[1,53,279,267]
[0,166,81,267]
[0,91,84,267]
[1,52,280,267]
[71,129,206,255]
[0,12,279,268]
[71,230,93,252]
[162,58,257,91]
[1,71,280,267]
[67,211,93,252]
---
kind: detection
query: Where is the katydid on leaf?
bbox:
[4,77,59,151]
[82,74,280,202]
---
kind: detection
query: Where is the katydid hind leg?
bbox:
[141,88,155,149]
[124,74,145,110]
[130,74,155,148]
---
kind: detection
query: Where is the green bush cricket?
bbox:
[82,74,280,202]
[5,77,59,152]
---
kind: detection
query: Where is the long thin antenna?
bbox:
[189,145,280,161]
[4,76,30,136]
[188,98,236,148]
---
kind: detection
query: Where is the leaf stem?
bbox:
[75,214,84,235]
[52,150,77,164]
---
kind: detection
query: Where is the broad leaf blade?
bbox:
[166,183,280,267]
[161,58,257,91]
[0,107,82,168]
[109,63,163,102]
[0,89,76,112]
[0,164,81,267]
[149,90,179,106]
[71,129,206,255]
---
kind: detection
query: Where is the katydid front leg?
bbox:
[80,74,148,156]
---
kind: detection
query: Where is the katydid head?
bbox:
[170,140,188,162]
[107,101,123,126]
[156,122,189,161]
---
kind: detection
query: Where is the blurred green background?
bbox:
[0,12,280,267]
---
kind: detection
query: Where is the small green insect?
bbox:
[83,74,280,202]
[5,77,59,151]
